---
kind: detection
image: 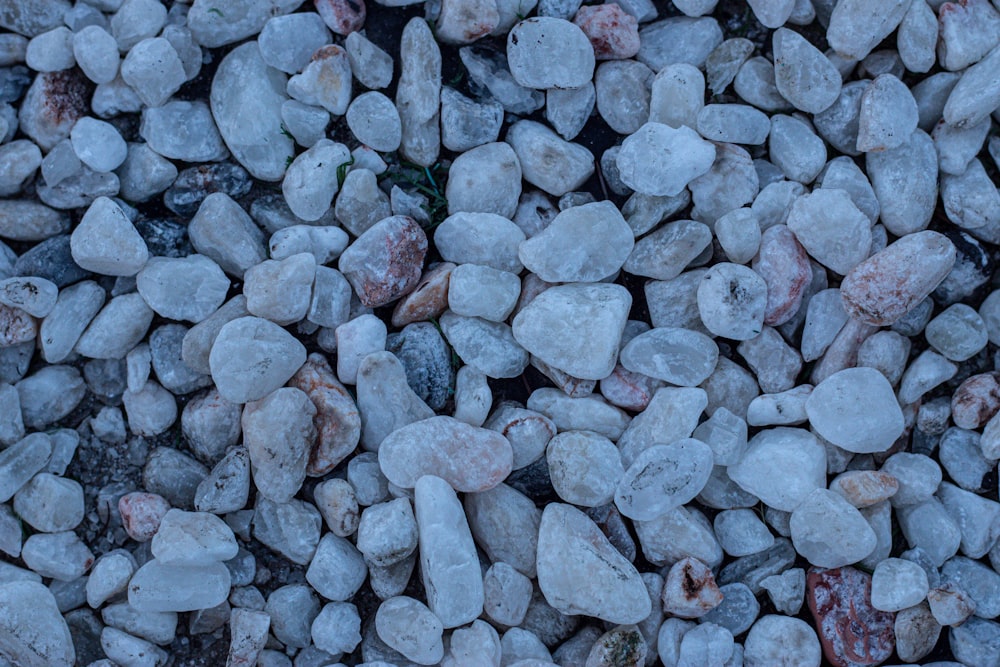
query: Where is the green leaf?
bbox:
[285,155,294,168]
[279,123,293,140]
[336,155,356,188]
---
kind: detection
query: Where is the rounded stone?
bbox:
[806,367,904,453]
[697,263,767,340]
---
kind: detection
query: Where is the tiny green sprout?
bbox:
[208,7,224,16]
[285,155,294,168]
[279,123,293,140]
[336,156,356,188]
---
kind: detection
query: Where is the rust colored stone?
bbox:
[315,0,365,35]
[806,567,895,667]
[288,353,362,476]
[390,261,454,327]
[951,371,1000,429]
[573,3,641,60]
[339,215,428,308]
[752,224,811,326]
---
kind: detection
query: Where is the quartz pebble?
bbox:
[617,123,715,197]
[536,503,650,624]
[507,18,595,89]
[806,367,904,453]
[378,416,512,492]
[744,615,821,667]
[0,581,75,667]
[209,317,306,404]
[841,231,956,326]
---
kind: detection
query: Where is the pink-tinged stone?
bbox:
[339,215,428,308]
[0,304,36,347]
[840,231,956,326]
[315,0,365,35]
[807,567,895,667]
[829,471,899,508]
[435,0,500,44]
[661,557,724,618]
[573,4,640,60]
[378,416,513,492]
[118,492,171,542]
[951,371,1000,429]
[390,262,454,328]
[289,353,362,476]
[809,318,878,385]
[752,225,811,326]
[531,357,596,398]
[600,364,662,411]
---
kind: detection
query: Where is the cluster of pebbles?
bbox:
[2,0,1000,665]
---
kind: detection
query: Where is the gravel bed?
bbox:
[1,0,1000,666]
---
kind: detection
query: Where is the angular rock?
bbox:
[512,283,630,381]
[615,440,713,521]
[507,17,594,89]
[339,215,427,308]
[620,327,718,387]
[617,123,715,197]
[728,428,826,512]
[772,27,841,113]
[536,503,651,624]
[128,560,231,613]
[396,18,440,167]
[0,581,75,667]
[136,255,229,324]
[826,0,911,61]
[208,316,307,404]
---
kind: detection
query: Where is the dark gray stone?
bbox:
[386,322,455,411]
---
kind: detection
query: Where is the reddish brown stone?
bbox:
[662,557,724,618]
[951,371,1000,429]
[315,0,365,35]
[22,70,90,150]
[752,224,811,326]
[806,567,895,667]
[338,215,428,308]
[118,492,171,542]
[288,353,362,476]
[390,261,454,328]
[573,3,641,60]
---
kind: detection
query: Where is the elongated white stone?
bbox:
[414,475,484,628]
